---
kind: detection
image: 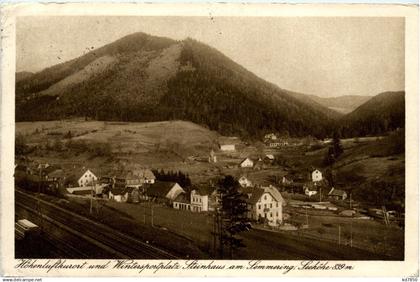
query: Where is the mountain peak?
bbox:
[16,32,342,138]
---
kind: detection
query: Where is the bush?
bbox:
[15,133,30,155]
[64,130,73,139]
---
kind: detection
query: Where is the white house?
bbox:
[218,137,239,151]
[77,169,98,187]
[108,186,135,203]
[305,188,318,197]
[190,190,209,212]
[208,150,217,163]
[303,182,319,197]
[265,154,275,161]
[242,185,286,226]
[240,158,254,168]
[220,144,235,151]
[264,133,277,140]
[282,176,293,185]
[139,168,156,184]
[311,169,323,182]
[238,176,253,188]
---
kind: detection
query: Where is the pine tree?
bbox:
[217,175,251,259]
[330,131,344,161]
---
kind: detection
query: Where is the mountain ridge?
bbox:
[16,32,402,139]
[338,91,405,137]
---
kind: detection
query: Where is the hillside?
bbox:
[16,32,339,139]
[16,71,34,82]
[309,95,372,114]
[290,92,372,114]
[338,91,405,137]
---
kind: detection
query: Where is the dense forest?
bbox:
[16,33,339,139]
[337,91,405,137]
[15,32,404,139]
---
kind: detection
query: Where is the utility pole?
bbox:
[319,185,322,202]
[338,224,341,246]
[90,179,95,215]
[37,166,43,229]
[143,205,146,224]
[350,218,353,247]
[212,212,217,258]
[151,204,154,227]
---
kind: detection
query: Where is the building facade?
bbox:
[78,169,98,187]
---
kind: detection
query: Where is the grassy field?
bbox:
[38,191,391,260]
[85,195,396,259]
[16,119,288,184]
[16,120,405,202]
[285,209,404,259]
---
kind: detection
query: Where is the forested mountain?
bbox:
[16,71,34,83]
[16,32,339,139]
[338,91,405,137]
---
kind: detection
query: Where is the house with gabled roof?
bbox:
[311,169,323,182]
[190,185,218,212]
[146,181,185,204]
[218,137,240,151]
[240,157,254,168]
[77,169,98,187]
[241,185,286,226]
[109,186,135,203]
[328,187,347,200]
[173,193,191,211]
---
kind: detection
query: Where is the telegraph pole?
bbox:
[151,204,154,227]
[90,179,95,215]
[338,224,341,246]
[37,166,44,229]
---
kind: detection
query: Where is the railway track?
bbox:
[16,189,179,259]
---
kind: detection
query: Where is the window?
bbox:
[270,213,272,217]
[276,203,278,208]
[258,204,261,210]
[276,212,278,217]
[270,203,272,208]
[264,204,267,208]
[264,195,267,200]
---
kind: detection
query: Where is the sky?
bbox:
[16,16,405,97]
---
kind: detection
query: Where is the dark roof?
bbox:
[173,193,189,204]
[192,184,217,196]
[146,181,178,198]
[329,188,347,197]
[65,168,99,180]
[240,187,265,205]
[43,165,61,175]
[110,186,135,196]
[47,169,67,179]
[72,190,94,196]
[218,137,240,145]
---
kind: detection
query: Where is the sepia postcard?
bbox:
[0,2,418,278]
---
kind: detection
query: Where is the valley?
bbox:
[14,31,406,261]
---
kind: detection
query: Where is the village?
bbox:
[15,130,400,233]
